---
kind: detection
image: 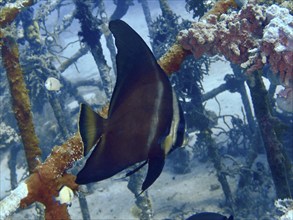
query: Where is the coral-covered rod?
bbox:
[2,37,42,173]
[0,0,35,27]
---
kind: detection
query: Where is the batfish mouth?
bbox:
[276,87,293,113]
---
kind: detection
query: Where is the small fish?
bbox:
[186,212,234,220]
[54,186,74,206]
[45,77,62,91]
[276,87,293,113]
[75,19,185,192]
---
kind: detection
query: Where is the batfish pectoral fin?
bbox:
[171,100,186,152]
[113,161,148,182]
[79,104,106,156]
[125,160,148,177]
[141,148,165,193]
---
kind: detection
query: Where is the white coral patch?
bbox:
[229,43,240,56]
[263,5,293,52]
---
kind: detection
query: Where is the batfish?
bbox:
[75,19,185,192]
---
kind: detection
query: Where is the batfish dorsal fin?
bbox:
[78,104,106,156]
[109,19,156,79]
[108,19,163,116]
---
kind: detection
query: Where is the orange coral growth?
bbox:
[20,134,83,219]
[202,0,238,20]
[158,43,191,76]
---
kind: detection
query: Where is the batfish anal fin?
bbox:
[141,149,165,192]
[78,104,106,156]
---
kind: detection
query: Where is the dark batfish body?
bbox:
[76,19,185,191]
[186,212,234,220]
[78,82,172,182]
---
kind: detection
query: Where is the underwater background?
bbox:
[0,0,292,219]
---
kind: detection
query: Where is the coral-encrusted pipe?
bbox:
[20,133,82,219]
[0,0,35,27]
[158,43,191,76]
[177,4,293,87]
[247,71,292,199]
[0,134,83,219]
[75,0,113,100]
[2,37,42,173]
[202,0,238,20]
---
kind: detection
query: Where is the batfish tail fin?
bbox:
[78,104,106,156]
[141,150,165,193]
